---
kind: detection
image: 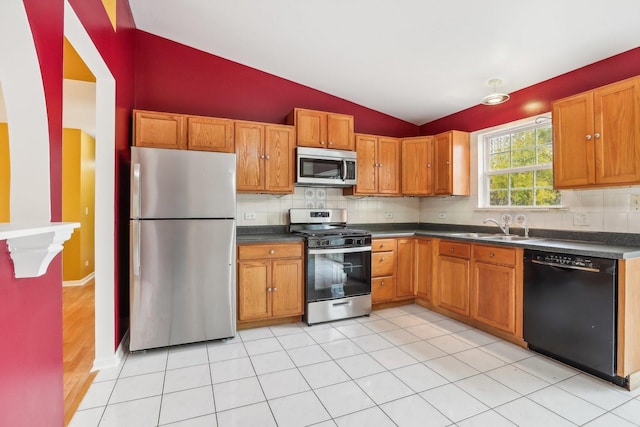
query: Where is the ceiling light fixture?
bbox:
[481,78,510,105]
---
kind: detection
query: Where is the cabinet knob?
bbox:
[489,252,495,257]
[446,160,451,165]
[265,155,270,160]
[260,155,265,159]
[267,287,272,292]
[380,257,385,262]
[329,141,333,146]
[594,133,601,139]
[586,134,592,140]
[379,163,383,167]
[380,243,385,248]
[273,287,277,292]
[450,248,455,252]
[381,281,385,286]
[427,163,432,168]
[269,249,275,255]
[320,141,325,145]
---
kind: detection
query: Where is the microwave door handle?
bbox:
[342,160,347,181]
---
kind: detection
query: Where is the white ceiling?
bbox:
[129,0,640,125]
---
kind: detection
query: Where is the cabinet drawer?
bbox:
[372,251,395,277]
[238,243,302,260]
[473,244,516,266]
[372,238,397,252]
[439,241,470,259]
[372,276,395,302]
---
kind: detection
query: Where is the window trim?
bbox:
[477,115,560,209]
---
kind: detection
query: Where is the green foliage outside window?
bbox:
[485,125,561,207]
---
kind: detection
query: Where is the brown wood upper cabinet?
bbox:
[553,76,640,189]
[401,136,434,196]
[187,115,234,153]
[288,108,355,151]
[344,134,401,196]
[134,109,235,153]
[133,110,187,150]
[433,131,470,196]
[235,121,296,194]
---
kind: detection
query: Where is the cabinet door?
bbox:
[552,93,595,188]
[327,113,354,150]
[271,258,304,317]
[296,109,326,148]
[236,122,265,191]
[402,137,433,195]
[237,261,271,320]
[415,239,433,301]
[264,125,295,193]
[594,77,640,186]
[377,137,401,194]
[396,238,414,298]
[471,261,515,333]
[372,276,395,303]
[187,116,234,152]
[438,255,469,316]
[134,110,186,149]
[354,135,378,194]
[433,132,452,195]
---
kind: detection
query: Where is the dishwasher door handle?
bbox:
[531,259,600,273]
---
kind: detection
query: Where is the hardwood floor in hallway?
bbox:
[63,280,96,426]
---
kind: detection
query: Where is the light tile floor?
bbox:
[70,304,640,426]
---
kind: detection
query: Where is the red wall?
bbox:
[0,1,65,425]
[0,1,135,425]
[420,47,640,134]
[134,31,419,138]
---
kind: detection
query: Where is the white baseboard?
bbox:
[91,329,129,372]
[63,272,95,287]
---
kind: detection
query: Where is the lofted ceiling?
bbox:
[128,0,640,126]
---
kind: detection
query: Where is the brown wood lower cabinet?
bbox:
[371,238,396,303]
[415,238,433,302]
[237,242,304,321]
[437,241,471,316]
[470,245,522,336]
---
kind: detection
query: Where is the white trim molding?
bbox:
[0,222,79,278]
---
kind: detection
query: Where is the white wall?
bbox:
[419,117,640,234]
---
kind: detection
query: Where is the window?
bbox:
[481,121,561,207]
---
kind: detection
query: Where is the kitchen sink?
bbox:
[448,232,541,242]
[480,234,533,241]
[448,232,497,238]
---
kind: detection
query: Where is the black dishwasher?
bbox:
[523,250,625,386]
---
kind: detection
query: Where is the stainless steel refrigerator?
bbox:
[130,146,236,351]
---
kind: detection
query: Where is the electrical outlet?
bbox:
[631,194,640,211]
[384,212,393,219]
[573,212,590,226]
[438,212,447,219]
[244,212,256,220]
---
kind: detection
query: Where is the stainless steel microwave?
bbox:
[296,146,357,187]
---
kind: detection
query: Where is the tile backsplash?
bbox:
[236,187,420,226]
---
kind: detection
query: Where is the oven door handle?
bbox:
[308,246,372,255]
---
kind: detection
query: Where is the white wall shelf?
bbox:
[0,222,80,278]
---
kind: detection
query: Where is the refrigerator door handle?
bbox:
[132,162,141,218]
[133,220,141,276]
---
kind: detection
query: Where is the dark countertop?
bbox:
[237,223,640,259]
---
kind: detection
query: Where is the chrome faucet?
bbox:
[483,217,510,235]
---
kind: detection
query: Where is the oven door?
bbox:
[306,246,371,302]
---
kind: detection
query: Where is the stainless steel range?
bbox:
[290,208,372,325]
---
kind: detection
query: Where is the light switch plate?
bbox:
[631,194,640,211]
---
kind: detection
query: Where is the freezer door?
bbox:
[130,219,236,351]
[131,146,236,219]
